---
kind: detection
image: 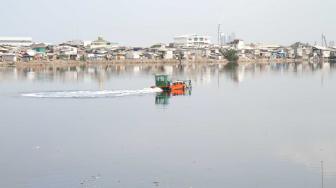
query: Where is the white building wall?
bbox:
[323,50,331,58]
[0,37,33,47]
[163,50,174,59]
[126,51,141,59]
[174,34,211,47]
[2,54,17,62]
[56,46,78,55]
[235,40,245,50]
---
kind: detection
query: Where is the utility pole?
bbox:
[321,160,324,188]
[217,24,221,46]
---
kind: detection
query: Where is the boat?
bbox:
[154,75,192,91]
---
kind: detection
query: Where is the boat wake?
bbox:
[21,87,162,98]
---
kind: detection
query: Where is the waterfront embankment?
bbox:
[0,58,325,69]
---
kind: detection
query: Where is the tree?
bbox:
[220,49,239,63]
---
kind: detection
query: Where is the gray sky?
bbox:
[1,0,335,46]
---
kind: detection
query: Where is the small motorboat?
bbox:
[153,75,192,91]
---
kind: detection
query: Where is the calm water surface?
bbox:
[0,63,336,188]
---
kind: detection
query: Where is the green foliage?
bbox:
[220,49,239,62]
[80,55,86,61]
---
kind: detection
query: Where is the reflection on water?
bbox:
[1,62,335,85]
[155,89,192,106]
[1,62,336,188]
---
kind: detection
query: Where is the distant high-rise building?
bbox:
[219,33,226,45]
[219,32,236,45]
[229,33,236,43]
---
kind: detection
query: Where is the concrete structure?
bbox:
[231,39,246,50]
[174,34,211,48]
[0,37,33,47]
[90,36,118,49]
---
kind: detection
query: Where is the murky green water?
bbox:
[1,62,336,188]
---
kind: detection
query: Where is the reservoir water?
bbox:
[1,62,336,188]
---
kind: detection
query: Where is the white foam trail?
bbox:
[21,87,163,98]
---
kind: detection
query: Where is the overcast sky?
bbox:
[1,0,335,46]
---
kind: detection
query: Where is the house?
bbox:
[143,52,158,60]
[290,42,312,59]
[55,45,78,60]
[21,50,36,62]
[31,43,47,55]
[330,48,336,60]
[46,53,57,61]
[85,49,109,61]
[153,49,174,60]
[272,49,287,58]
[114,53,126,60]
[285,47,295,59]
[0,46,9,53]
[312,46,332,59]
[230,39,245,50]
[125,51,141,59]
[1,53,17,62]
[162,49,174,59]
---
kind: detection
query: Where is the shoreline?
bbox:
[0,58,330,68]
